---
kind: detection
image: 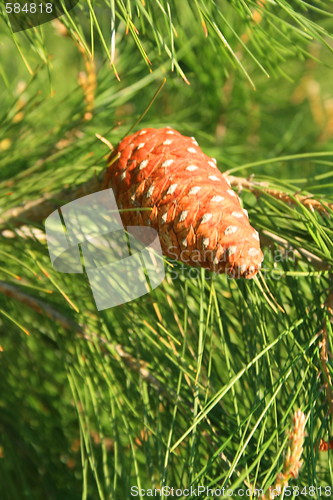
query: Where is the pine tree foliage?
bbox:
[1,1,333,498]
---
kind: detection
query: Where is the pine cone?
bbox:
[103,127,263,278]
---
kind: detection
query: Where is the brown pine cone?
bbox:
[103,127,263,278]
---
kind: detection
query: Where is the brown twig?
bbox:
[263,410,307,499]
[227,175,333,214]
[318,291,333,451]
[319,293,333,415]
[77,45,96,121]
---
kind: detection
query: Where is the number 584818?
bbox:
[5,3,53,14]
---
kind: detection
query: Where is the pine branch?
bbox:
[1,170,332,275]
[0,279,176,401]
[1,173,332,229]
